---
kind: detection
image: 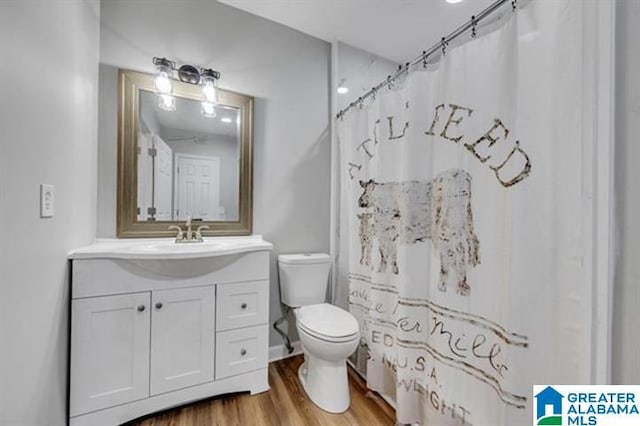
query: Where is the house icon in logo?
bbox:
[535,386,564,425]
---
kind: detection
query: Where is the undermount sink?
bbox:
[68,236,272,260]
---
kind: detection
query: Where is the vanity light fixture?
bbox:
[201,69,219,103]
[445,0,464,3]
[177,64,201,84]
[153,57,176,111]
[200,68,220,118]
[152,57,221,117]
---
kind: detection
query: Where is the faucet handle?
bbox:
[168,225,184,241]
[185,216,192,227]
[195,225,210,241]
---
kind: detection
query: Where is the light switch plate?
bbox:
[40,184,54,218]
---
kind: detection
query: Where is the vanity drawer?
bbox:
[216,280,268,331]
[215,325,268,380]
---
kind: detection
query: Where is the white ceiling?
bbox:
[218,0,496,63]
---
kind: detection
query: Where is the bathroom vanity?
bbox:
[67,236,272,426]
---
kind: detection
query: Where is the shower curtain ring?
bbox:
[441,37,448,55]
[386,75,393,89]
[512,0,517,11]
[422,51,428,68]
[471,15,477,38]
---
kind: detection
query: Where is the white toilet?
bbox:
[278,253,360,413]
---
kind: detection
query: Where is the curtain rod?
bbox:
[336,0,516,119]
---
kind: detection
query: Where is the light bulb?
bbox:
[158,94,176,111]
[201,69,219,104]
[337,86,349,94]
[153,57,174,95]
[202,81,217,103]
[446,0,464,3]
[155,72,172,94]
[201,101,216,118]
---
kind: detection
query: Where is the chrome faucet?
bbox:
[168,216,210,243]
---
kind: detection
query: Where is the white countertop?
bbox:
[68,235,273,260]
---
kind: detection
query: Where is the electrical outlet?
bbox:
[40,184,54,218]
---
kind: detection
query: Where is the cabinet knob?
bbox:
[240,348,247,356]
[155,302,163,309]
[241,303,247,309]
[137,305,145,312]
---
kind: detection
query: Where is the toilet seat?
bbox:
[298,322,359,343]
[295,303,359,342]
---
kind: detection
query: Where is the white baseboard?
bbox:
[268,340,303,362]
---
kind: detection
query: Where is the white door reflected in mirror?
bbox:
[175,154,221,221]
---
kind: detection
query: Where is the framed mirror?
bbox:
[117,69,253,237]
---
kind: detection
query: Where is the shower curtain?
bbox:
[336,1,590,424]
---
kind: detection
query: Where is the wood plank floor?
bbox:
[129,355,395,426]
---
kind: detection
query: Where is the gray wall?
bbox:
[612,0,640,384]
[98,0,331,346]
[98,63,119,237]
[336,42,398,112]
[0,1,100,425]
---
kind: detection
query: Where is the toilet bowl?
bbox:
[294,303,360,413]
[277,254,360,413]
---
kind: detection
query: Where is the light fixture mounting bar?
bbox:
[152,56,221,86]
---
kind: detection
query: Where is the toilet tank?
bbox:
[278,253,331,307]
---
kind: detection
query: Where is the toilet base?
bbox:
[297,353,351,413]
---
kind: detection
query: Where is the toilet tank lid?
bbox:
[278,253,331,265]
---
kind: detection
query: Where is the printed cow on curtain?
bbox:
[357,168,480,295]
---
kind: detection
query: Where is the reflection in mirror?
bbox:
[137,90,240,222]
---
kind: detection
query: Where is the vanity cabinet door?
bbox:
[150,286,215,395]
[70,292,151,416]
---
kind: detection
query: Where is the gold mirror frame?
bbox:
[117,69,253,237]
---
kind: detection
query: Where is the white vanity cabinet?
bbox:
[68,237,272,426]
